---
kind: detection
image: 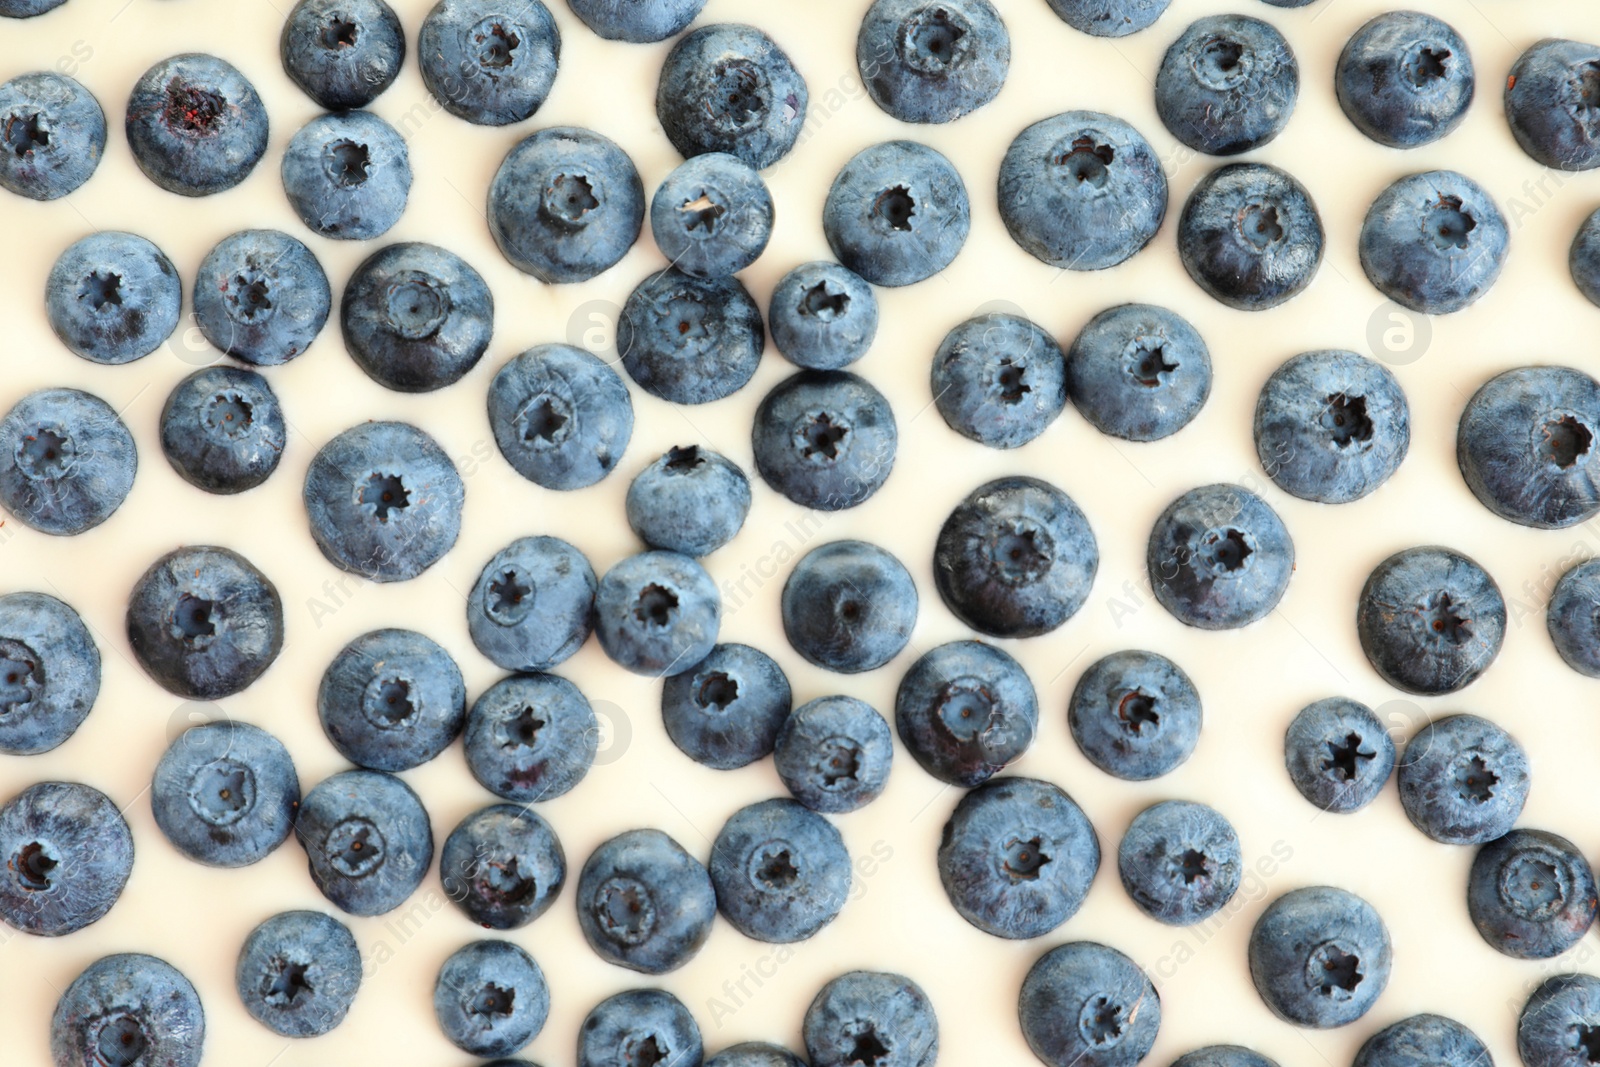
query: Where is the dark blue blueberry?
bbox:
[281,110,411,240]
[1505,39,1600,171]
[998,111,1166,271]
[752,370,897,511]
[1336,12,1473,149]
[1519,974,1600,1067]
[235,910,360,1037]
[159,366,286,495]
[488,127,644,283]
[804,971,937,1067]
[125,53,268,196]
[295,768,433,917]
[768,261,877,370]
[933,476,1098,638]
[932,313,1066,449]
[577,988,703,1067]
[1356,546,1505,695]
[568,0,705,43]
[1248,885,1391,1028]
[822,140,969,287]
[317,628,466,771]
[1573,208,1600,308]
[1549,558,1600,676]
[710,797,851,943]
[51,954,203,1067]
[46,230,181,364]
[151,720,300,868]
[1018,942,1159,1067]
[576,828,716,974]
[937,776,1098,939]
[661,643,792,770]
[0,591,98,755]
[1283,698,1395,814]
[596,551,719,676]
[1178,162,1323,311]
[1042,0,1169,38]
[856,0,1009,123]
[441,803,565,930]
[467,536,596,673]
[657,24,808,170]
[1118,800,1240,926]
[193,229,331,366]
[618,268,764,404]
[126,545,283,699]
[1146,483,1293,630]
[651,152,773,278]
[781,540,917,674]
[707,1042,804,1067]
[1066,303,1210,442]
[0,780,132,936]
[774,695,893,813]
[342,242,492,392]
[0,387,135,536]
[1069,649,1201,780]
[1469,828,1597,960]
[1253,350,1410,504]
[488,344,632,490]
[419,0,561,126]
[1172,1048,1279,1067]
[896,640,1037,787]
[0,0,67,16]
[626,445,751,557]
[1156,15,1298,155]
[1354,1015,1489,1067]
[280,0,406,110]
[434,939,549,1057]
[1359,170,1507,314]
[0,72,104,199]
[464,672,597,803]
[1457,366,1600,529]
[303,420,465,582]
[1397,713,1529,845]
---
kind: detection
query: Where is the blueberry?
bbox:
[617,268,764,404]
[0,0,66,16]
[1118,800,1239,926]
[1356,546,1505,695]
[934,476,1098,638]
[895,639,1037,787]
[707,1043,805,1067]
[937,776,1098,939]
[342,242,493,392]
[440,803,565,930]
[0,387,135,536]
[856,0,1009,124]
[51,954,204,1067]
[804,971,937,1067]
[1359,170,1508,315]
[1018,942,1160,1067]
[0,780,132,936]
[1354,1014,1489,1067]
[1172,1048,1279,1067]
[193,229,331,366]
[1066,303,1211,442]
[774,695,893,814]
[781,539,917,674]
[1468,828,1597,960]
[1156,15,1298,155]
[657,24,808,170]
[768,261,878,370]
[0,72,104,199]
[1178,162,1323,311]
[1253,350,1410,504]
[1042,0,1169,38]
[303,420,465,582]
[567,0,706,43]
[488,126,645,283]
[710,797,851,943]
[1549,558,1600,676]
[489,344,633,490]
[280,0,406,110]
[1576,208,1600,308]
[46,230,181,364]
[159,366,286,495]
[822,140,969,287]
[661,643,792,770]
[0,591,99,755]
[1519,973,1600,1067]
[1335,12,1473,149]
[577,988,703,1067]
[282,110,411,240]
[998,111,1167,271]
[317,628,466,771]
[1147,483,1293,630]
[627,445,751,557]
[1283,698,1395,814]
[651,152,774,279]
[1248,885,1391,1028]
[125,53,268,196]
[1069,649,1201,780]
[1397,713,1529,846]
[752,370,898,511]
[576,828,716,974]
[1505,39,1600,171]
[419,0,561,126]
[932,313,1067,448]
[1457,365,1600,529]
[126,545,283,699]
[152,720,300,867]
[464,672,597,803]
[467,536,597,673]
[595,551,720,677]
[235,910,361,1037]
[434,939,549,1057]
[295,768,433,917]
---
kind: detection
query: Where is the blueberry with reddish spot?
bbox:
[441,803,566,930]
[0,72,105,199]
[125,53,269,196]
[464,672,598,803]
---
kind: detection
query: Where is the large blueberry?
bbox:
[1283,697,1395,814]
[932,313,1067,449]
[235,910,361,1037]
[781,539,917,674]
[281,110,411,240]
[1354,1015,1489,1067]
[125,53,268,196]
[1066,303,1210,443]
[618,268,764,404]
[0,72,105,199]
[656,24,808,169]
[0,780,132,936]
[317,628,466,771]
[774,695,893,813]
[464,672,597,803]
[488,344,633,490]
[710,797,851,943]
[577,988,704,1067]
[440,803,565,930]
[296,769,434,917]
[1156,15,1298,155]
[1118,799,1240,925]
[193,229,331,366]
[151,720,299,867]
[0,388,135,536]
[51,954,203,1067]
[768,261,878,370]
[856,0,1009,124]
[1018,942,1160,1067]
[467,536,596,673]
[1505,39,1600,171]
[626,444,751,557]
[1069,649,1201,780]
[1549,558,1600,676]
[280,0,406,110]
[576,828,716,974]
[823,140,969,286]
[342,242,493,392]
[650,152,773,278]
[419,0,561,126]
[752,370,898,511]
[0,592,98,755]
[1178,162,1323,311]
[434,939,549,1057]
[805,971,937,1067]
[1359,170,1508,314]
[1248,885,1391,1028]
[595,551,719,677]
[1147,483,1293,629]
[1356,545,1505,695]
[1468,828,1597,960]
[896,640,1037,787]
[46,230,181,365]
[661,642,792,770]
[1335,12,1473,148]
[1397,713,1528,845]
[1519,974,1600,1067]
[159,366,287,495]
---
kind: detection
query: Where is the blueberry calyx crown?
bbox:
[898,4,971,76]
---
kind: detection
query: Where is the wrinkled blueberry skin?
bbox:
[0,781,132,936]
[1573,208,1600,307]
[0,72,104,199]
[896,640,1037,787]
[1067,303,1211,442]
[933,313,1067,449]
[568,0,706,43]
[577,988,703,1067]
[627,445,751,557]
[1172,1048,1279,1067]
[1178,163,1324,311]
[1354,1014,1489,1067]
[1356,546,1505,695]
[317,628,466,771]
[937,776,1098,940]
[1520,973,1600,1067]
[1397,713,1528,846]
[823,140,969,286]
[753,370,898,511]
[596,551,720,677]
[805,971,938,1067]
[303,420,465,582]
[999,111,1166,271]
[343,242,492,392]
[577,828,716,974]
[857,0,1009,124]
[0,388,135,536]
[1284,698,1395,814]
[775,695,893,813]
[1457,366,1600,530]
[160,367,286,495]
[662,642,792,770]
[0,0,67,16]
[419,0,561,126]
[126,545,283,699]
[1119,800,1240,926]
[46,230,181,365]
[1070,649,1200,780]
[441,803,565,930]
[657,24,808,170]
[1043,0,1169,38]
[489,344,632,491]
[1359,170,1507,315]
[125,53,268,196]
[1254,350,1410,504]
[236,910,361,1037]
[1549,558,1600,676]
[711,797,851,943]
[0,591,98,755]
[194,229,331,366]
[152,721,300,868]
[1336,12,1473,149]
[434,940,549,1057]
[1147,483,1293,630]
[1248,885,1392,1029]
[769,261,878,370]
[280,0,406,110]
[782,540,917,674]
[618,268,764,404]
[1156,15,1298,155]
[1018,942,1160,1067]
[467,536,596,673]
[295,769,434,917]
[464,672,597,803]
[708,1042,806,1067]
[1468,828,1597,960]
[51,954,203,1067]
[282,110,411,240]
[651,152,774,278]
[1505,39,1600,171]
